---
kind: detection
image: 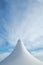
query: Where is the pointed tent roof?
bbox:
[0,39,43,65]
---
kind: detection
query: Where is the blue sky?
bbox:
[0,0,43,62]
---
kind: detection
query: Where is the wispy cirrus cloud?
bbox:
[0,0,43,54]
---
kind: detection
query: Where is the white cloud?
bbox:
[5,0,43,50]
[31,50,43,61]
[0,0,43,50]
[38,0,43,2]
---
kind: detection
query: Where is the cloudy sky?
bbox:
[0,0,43,62]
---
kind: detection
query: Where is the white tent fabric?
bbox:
[0,40,43,65]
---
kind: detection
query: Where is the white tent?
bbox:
[0,40,43,65]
